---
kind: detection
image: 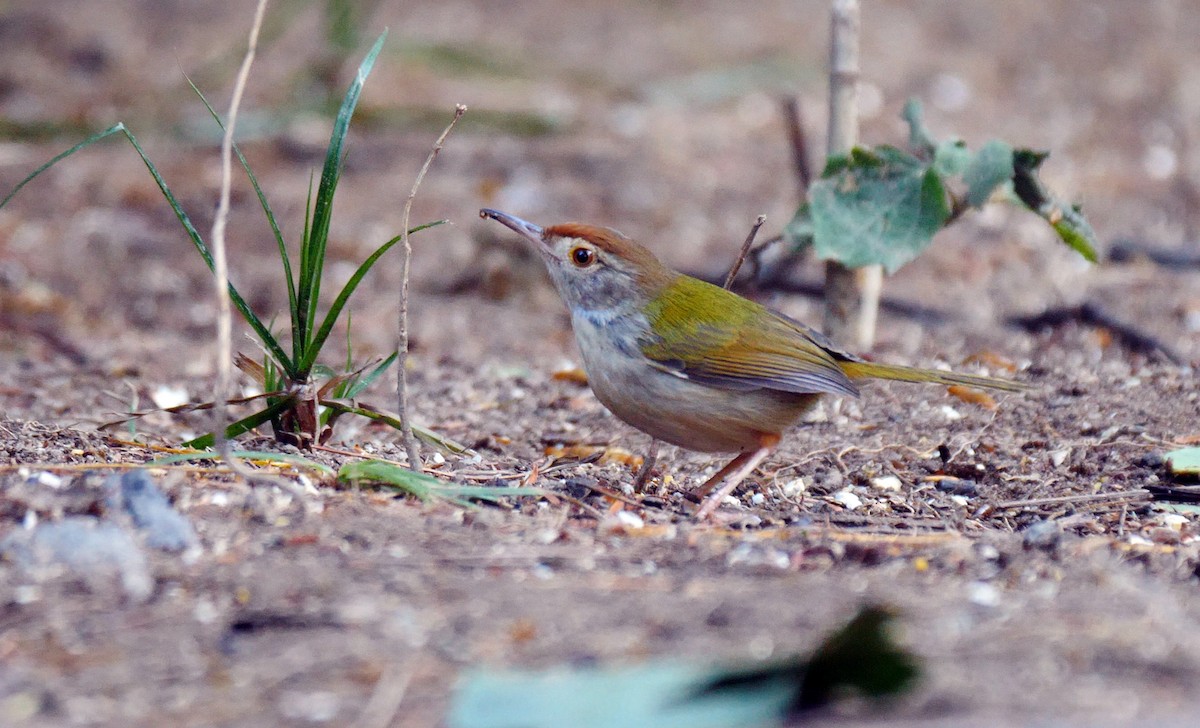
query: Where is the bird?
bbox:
[480,208,1025,519]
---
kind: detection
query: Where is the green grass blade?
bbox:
[185,76,298,321]
[148,450,335,477]
[297,173,316,364]
[298,219,446,373]
[1,122,295,373]
[1,124,124,208]
[320,398,475,455]
[118,127,297,375]
[344,351,397,399]
[182,396,296,449]
[338,459,544,507]
[296,30,389,364]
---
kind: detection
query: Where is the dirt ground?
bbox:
[3,1,1200,725]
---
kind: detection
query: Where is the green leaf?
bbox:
[901,97,937,155]
[341,352,397,400]
[298,219,447,373]
[789,605,918,710]
[0,122,295,374]
[295,29,388,368]
[810,146,950,273]
[319,398,476,455]
[182,396,296,449]
[186,77,298,335]
[932,139,971,178]
[338,459,543,508]
[1011,149,1099,262]
[448,605,918,728]
[1166,448,1200,476]
[781,202,815,249]
[964,139,1015,207]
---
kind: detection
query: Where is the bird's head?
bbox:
[480,208,672,315]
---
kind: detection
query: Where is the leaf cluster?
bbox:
[784,98,1098,273]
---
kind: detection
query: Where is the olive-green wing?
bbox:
[639,276,859,398]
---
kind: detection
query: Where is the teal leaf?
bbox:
[932,139,971,178]
[448,605,918,728]
[781,202,814,248]
[901,97,937,155]
[810,146,950,273]
[1166,448,1200,476]
[1011,149,1098,262]
[964,139,1015,207]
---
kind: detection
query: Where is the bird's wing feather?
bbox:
[639,277,859,398]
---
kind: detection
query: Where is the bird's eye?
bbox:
[569,246,597,268]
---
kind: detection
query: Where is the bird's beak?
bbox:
[479,209,545,248]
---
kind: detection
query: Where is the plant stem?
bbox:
[211,0,269,475]
[781,97,812,196]
[723,214,767,290]
[396,104,466,471]
[822,0,881,350]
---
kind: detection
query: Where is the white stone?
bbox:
[870,475,902,492]
[832,488,862,510]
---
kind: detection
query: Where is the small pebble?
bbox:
[31,471,63,488]
[935,478,979,496]
[940,405,963,422]
[749,492,766,506]
[781,478,807,497]
[976,544,1001,561]
[870,475,902,492]
[598,509,644,535]
[151,383,190,409]
[1022,519,1062,551]
[967,581,1001,608]
[1161,513,1189,530]
[831,488,862,511]
[279,690,340,723]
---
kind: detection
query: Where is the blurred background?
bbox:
[1,0,1197,396]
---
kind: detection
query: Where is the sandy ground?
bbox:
[2,1,1200,725]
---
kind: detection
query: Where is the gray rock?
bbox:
[1,517,152,601]
[107,470,197,551]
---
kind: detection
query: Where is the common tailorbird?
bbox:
[480,208,1025,519]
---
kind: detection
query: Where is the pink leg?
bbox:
[689,451,752,499]
[694,445,774,520]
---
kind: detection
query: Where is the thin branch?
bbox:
[211,0,271,482]
[1008,301,1184,365]
[397,104,467,471]
[822,0,882,350]
[722,214,767,290]
[781,97,813,196]
[986,490,1149,512]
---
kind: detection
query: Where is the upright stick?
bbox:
[822,0,881,350]
[211,0,269,475]
[396,105,466,471]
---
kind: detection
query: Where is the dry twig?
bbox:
[209,0,294,492]
[781,96,813,195]
[397,104,467,471]
[822,0,882,350]
[722,214,767,290]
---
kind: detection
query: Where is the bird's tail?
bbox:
[838,360,1028,392]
